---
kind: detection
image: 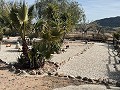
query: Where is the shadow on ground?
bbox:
[107,42,120,81]
[0,59,9,70]
[6,49,20,52]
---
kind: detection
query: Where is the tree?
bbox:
[0,0,84,69]
[79,14,92,40]
[35,0,83,38]
[0,1,34,68]
[30,0,84,68]
[32,3,66,68]
[113,31,120,47]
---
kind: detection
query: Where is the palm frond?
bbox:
[28,5,34,19]
[10,7,20,27]
[18,1,28,23]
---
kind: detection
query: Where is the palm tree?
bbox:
[0,1,34,68]
[0,0,84,69]
[32,3,64,68]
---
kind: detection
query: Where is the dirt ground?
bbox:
[0,61,85,90]
[0,70,85,90]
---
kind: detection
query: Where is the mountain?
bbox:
[94,16,120,28]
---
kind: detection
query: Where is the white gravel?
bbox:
[53,42,120,90]
[53,84,120,90]
[52,42,120,81]
[0,44,21,63]
[51,42,93,65]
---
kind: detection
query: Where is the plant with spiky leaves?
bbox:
[0,1,34,68]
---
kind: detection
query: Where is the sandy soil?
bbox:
[0,63,85,90]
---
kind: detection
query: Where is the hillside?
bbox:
[95,16,120,28]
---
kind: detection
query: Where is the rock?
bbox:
[15,42,21,49]
[93,79,99,83]
[102,79,107,84]
[47,72,53,76]
[88,78,93,83]
[55,72,58,76]
[97,78,103,83]
[61,49,66,53]
[9,66,16,72]
[75,76,82,80]
[116,81,120,87]
[6,44,11,47]
[37,70,44,75]
[51,68,57,72]
[68,75,75,79]
[15,69,21,74]
[91,79,97,84]
[100,79,108,85]
[18,70,28,75]
[54,63,59,68]
[0,59,8,65]
[64,75,68,78]
[83,49,86,51]
[49,61,54,65]
[37,71,42,75]
[107,79,115,84]
[66,45,69,49]
[81,52,83,54]
[29,70,36,75]
[58,73,65,77]
[35,78,38,80]
[82,77,88,81]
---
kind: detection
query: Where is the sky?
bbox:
[7,0,120,21]
[76,0,120,21]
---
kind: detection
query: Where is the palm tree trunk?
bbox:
[22,22,29,61]
[22,35,30,68]
[22,39,29,58]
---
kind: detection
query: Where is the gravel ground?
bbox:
[1,41,120,81]
[53,42,120,90]
[53,84,120,90]
[51,42,93,65]
[0,44,21,64]
[55,43,120,81]
[1,39,120,90]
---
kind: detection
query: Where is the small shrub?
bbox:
[17,54,30,69]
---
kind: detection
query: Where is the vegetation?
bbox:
[78,14,92,40]
[75,16,108,42]
[0,0,84,69]
[113,31,120,49]
[94,16,120,28]
[28,0,84,68]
